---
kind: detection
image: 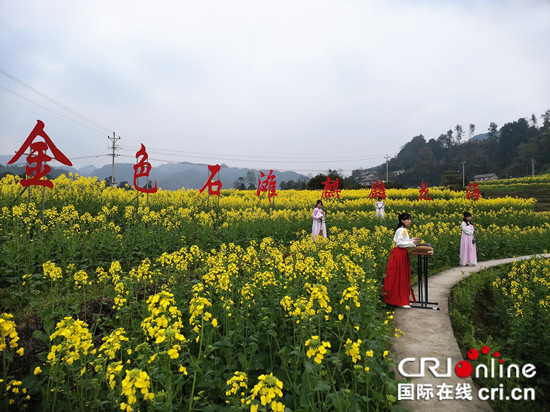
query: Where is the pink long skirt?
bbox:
[459,233,477,266]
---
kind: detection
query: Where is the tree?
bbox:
[233,177,246,190]
[530,114,538,129]
[446,129,454,146]
[469,124,475,140]
[245,170,256,190]
[455,124,464,145]
[441,169,463,189]
[487,122,499,139]
[541,109,550,130]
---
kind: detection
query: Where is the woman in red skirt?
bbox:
[382,212,420,308]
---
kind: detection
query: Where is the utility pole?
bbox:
[531,158,535,176]
[108,132,120,187]
[461,162,466,187]
[385,155,390,183]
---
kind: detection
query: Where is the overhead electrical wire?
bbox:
[117,145,386,164]
[2,68,388,172]
[0,68,113,133]
[0,85,108,135]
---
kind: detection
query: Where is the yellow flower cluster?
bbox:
[73,269,91,289]
[47,317,94,365]
[225,371,248,401]
[340,285,361,310]
[249,373,285,411]
[141,291,186,358]
[3,379,30,406]
[98,328,129,360]
[120,368,155,411]
[345,338,362,364]
[43,260,63,282]
[492,257,550,317]
[305,335,331,364]
[0,313,21,353]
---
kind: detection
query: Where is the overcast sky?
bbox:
[1,0,549,175]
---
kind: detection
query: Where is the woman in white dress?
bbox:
[375,197,385,218]
[460,212,477,266]
[312,200,327,240]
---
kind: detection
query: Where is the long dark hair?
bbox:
[395,212,411,233]
[463,212,472,225]
[315,200,323,208]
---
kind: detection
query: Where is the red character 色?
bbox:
[133,144,158,193]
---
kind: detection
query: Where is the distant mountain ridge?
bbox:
[0,156,308,190]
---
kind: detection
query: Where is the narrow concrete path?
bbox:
[390,254,550,412]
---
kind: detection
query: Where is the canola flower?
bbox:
[120,368,155,411]
[98,328,129,360]
[141,290,186,359]
[492,257,550,317]
[345,338,362,364]
[225,371,248,405]
[0,313,21,353]
[47,317,94,365]
[305,335,331,364]
[249,373,285,412]
[1,174,550,410]
[43,261,63,282]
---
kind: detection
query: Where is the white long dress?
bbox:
[460,221,477,266]
[312,207,327,240]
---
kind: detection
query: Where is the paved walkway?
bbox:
[390,254,550,412]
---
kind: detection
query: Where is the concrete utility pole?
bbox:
[108,132,120,187]
[531,158,535,176]
[385,155,390,183]
[461,162,466,187]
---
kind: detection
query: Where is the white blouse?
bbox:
[312,208,325,220]
[393,227,416,248]
[461,221,475,236]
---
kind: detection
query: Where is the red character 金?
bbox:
[199,164,222,196]
[418,182,432,201]
[321,177,341,199]
[257,170,277,202]
[8,120,72,188]
[133,144,158,193]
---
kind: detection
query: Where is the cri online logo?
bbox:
[398,346,536,379]
[456,345,501,378]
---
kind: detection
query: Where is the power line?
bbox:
[117,145,386,164]
[0,68,113,133]
[0,84,107,135]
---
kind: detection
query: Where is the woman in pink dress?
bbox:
[312,200,327,240]
[460,212,477,266]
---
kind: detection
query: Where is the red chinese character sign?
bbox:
[466,182,481,201]
[257,170,277,202]
[133,144,158,193]
[8,120,72,188]
[199,164,222,196]
[321,177,341,199]
[368,180,386,199]
[418,182,432,201]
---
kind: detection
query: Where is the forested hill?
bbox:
[374,110,550,187]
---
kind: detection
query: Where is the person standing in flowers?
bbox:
[460,211,477,267]
[375,197,385,218]
[382,212,420,308]
[312,200,327,240]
